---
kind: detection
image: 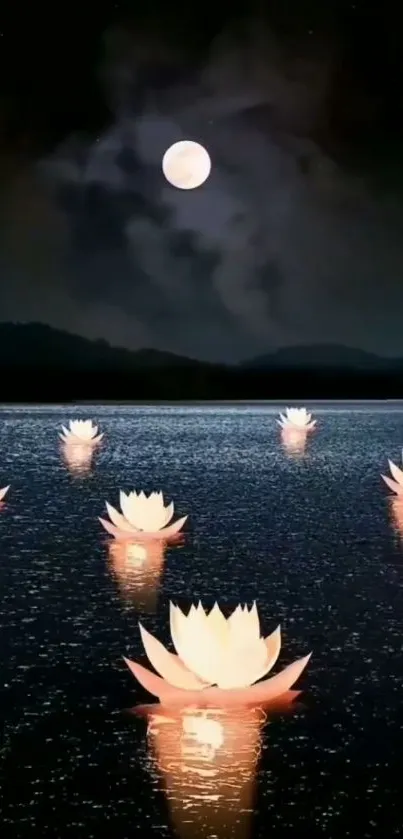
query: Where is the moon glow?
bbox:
[162,140,211,190]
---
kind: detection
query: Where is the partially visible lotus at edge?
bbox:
[382,455,403,496]
[277,407,316,431]
[123,601,311,707]
[59,419,103,446]
[0,485,10,502]
[99,490,188,542]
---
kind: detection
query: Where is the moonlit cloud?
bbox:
[1,16,403,360]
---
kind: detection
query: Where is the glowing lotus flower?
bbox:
[382,455,403,496]
[99,490,188,542]
[124,601,311,707]
[277,407,316,431]
[0,485,10,502]
[59,419,103,446]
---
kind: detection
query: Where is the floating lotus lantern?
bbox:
[123,601,311,707]
[382,455,403,496]
[277,407,316,431]
[59,419,103,446]
[99,490,188,542]
[0,485,10,502]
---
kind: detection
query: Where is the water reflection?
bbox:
[60,443,96,475]
[134,694,299,839]
[389,497,403,544]
[280,427,308,457]
[108,539,169,612]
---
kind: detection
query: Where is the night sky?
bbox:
[0,0,401,362]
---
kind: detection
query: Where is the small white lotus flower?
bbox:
[123,600,311,706]
[277,407,316,431]
[59,419,103,446]
[99,490,187,542]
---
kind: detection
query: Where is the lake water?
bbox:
[1,403,403,839]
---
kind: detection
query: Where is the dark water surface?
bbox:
[1,404,403,838]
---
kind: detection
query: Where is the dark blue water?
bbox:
[1,404,403,838]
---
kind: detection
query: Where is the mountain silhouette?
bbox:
[241,344,399,371]
[0,322,402,400]
[0,322,224,372]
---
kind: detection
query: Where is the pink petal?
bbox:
[99,517,127,538]
[382,475,403,496]
[0,485,9,502]
[103,516,188,541]
[123,653,311,707]
[159,516,188,538]
[106,503,138,533]
[389,460,403,487]
[139,624,209,690]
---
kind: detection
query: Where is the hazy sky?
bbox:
[0,2,402,361]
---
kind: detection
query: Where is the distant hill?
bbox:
[0,323,402,400]
[0,322,217,371]
[241,344,401,371]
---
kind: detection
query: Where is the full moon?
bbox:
[162,140,211,190]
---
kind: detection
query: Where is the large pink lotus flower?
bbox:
[123,601,311,707]
[99,490,188,542]
[382,456,403,496]
[59,419,103,446]
[277,407,316,431]
[0,485,10,502]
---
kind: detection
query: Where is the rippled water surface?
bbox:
[2,403,403,838]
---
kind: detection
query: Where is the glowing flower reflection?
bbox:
[99,490,188,542]
[280,426,308,457]
[61,443,95,475]
[135,697,298,839]
[382,455,403,496]
[108,539,172,612]
[124,601,311,706]
[388,497,403,544]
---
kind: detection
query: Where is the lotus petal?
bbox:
[105,502,139,533]
[382,474,403,496]
[170,602,221,684]
[99,516,187,542]
[0,485,10,502]
[123,653,311,707]
[99,517,123,538]
[389,460,403,488]
[139,624,210,690]
[159,516,188,538]
[264,625,281,671]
